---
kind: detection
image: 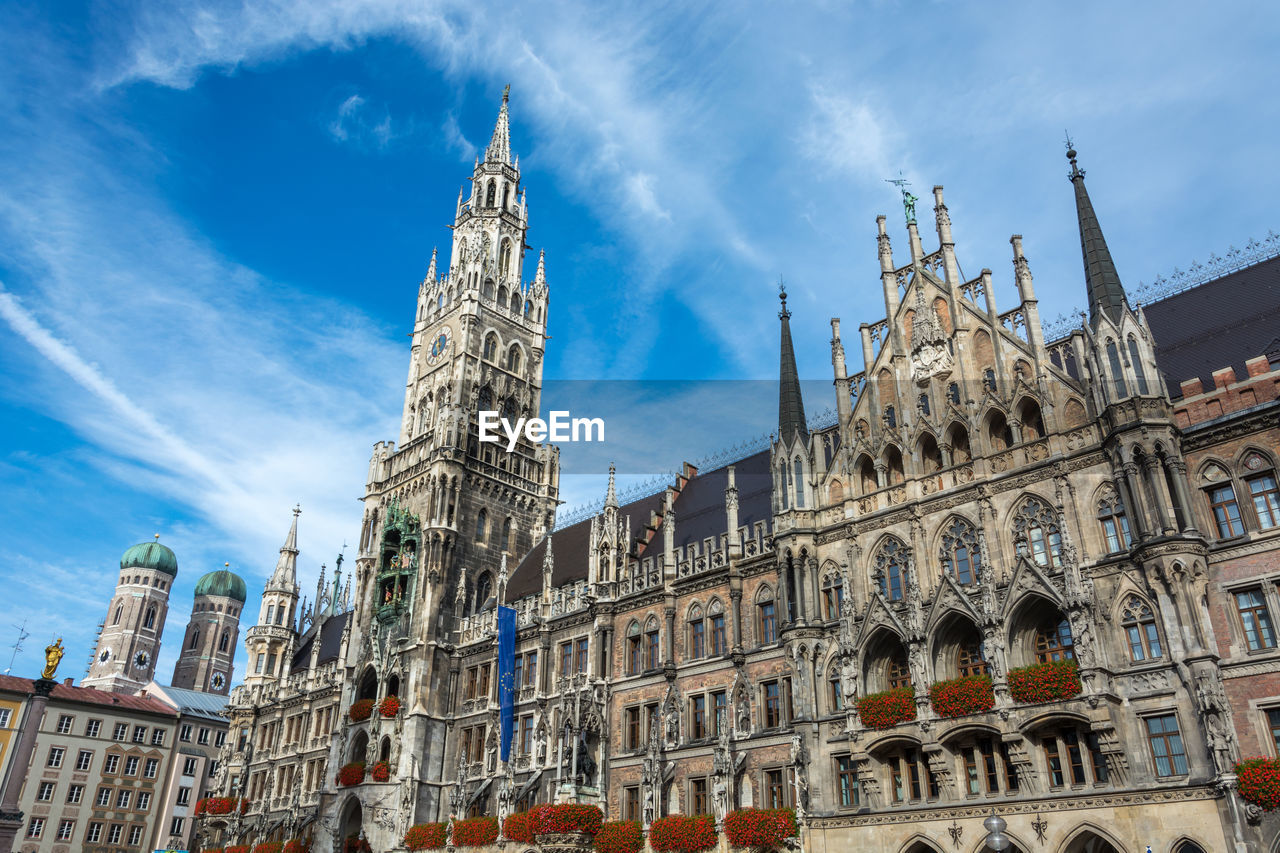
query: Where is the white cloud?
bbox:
[329,92,397,149]
[441,113,477,163]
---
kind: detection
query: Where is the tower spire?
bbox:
[777,280,808,445]
[486,84,512,165]
[605,463,618,509]
[1066,141,1129,325]
[269,505,301,588]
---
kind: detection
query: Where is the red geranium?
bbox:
[195,797,250,816]
[348,699,374,722]
[337,762,366,786]
[530,803,604,836]
[1007,660,1081,704]
[404,823,447,850]
[343,837,370,853]
[929,675,995,719]
[648,814,717,853]
[594,821,643,853]
[1237,757,1280,811]
[855,687,916,729]
[503,812,534,843]
[283,839,309,853]
[723,808,797,849]
[379,695,401,717]
[369,761,392,782]
[452,817,498,847]
[253,842,283,853]
[226,846,250,853]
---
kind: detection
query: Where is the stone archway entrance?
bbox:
[338,797,364,853]
[1062,831,1120,853]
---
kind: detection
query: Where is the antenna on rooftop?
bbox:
[4,619,30,675]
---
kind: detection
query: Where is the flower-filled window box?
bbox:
[452,817,498,847]
[593,821,643,853]
[369,760,392,782]
[379,695,401,717]
[1007,660,1081,704]
[283,840,308,853]
[530,803,604,836]
[648,814,717,853]
[195,797,250,816]
[404,823,447,851]
[343,837,370,853]
[722,808,797,850]
[1236,757,1280,811]
[929,675,995,719]
[855,687,916,730]
[348,699,374,722]
[336,762,366,786]
[252,842,283,853]
[503,812,534,843]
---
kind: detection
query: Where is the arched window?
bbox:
[687,605,705,659]
[497,285,508,307]
[947,422,972,463]
[982,367,997,393]
[219,631,230,652]
[1127,336,1149,394]
[986,409,1014,450]
[883,445,905,485]
[829,480,844,502]
[498,241,512,279]
[778,461,789,511]
[500,517,513,552]
[475,509,488,544]
[917,392,930,416]
[483,279,495,300]
[821,573,844,620]
[856,454,877,493]
[113,604,122,625]
[1013,498,1063,568]
[1121,596,1163,661]
[756,586,778,645]
[827,665,844,713]
[874,538,907,601]
[884,405,897,429]
[507,345,522,375]
[645,617,661,670]
[947,382,961,406]
[957,639,989,676]
[485,180,496,207]
[189,629,199,650]
[524,300,533,318]
[708,599,727,656]
[626,621,643,675]
[482,333,498,361]
[266,604,275,624]
[1097,492,1132,553]
[143,606,156,630]
[918,432,942,473]
[478,385,493,411]
[887,655,911,689]
[473,573,493,615]
[510,291,521,314]
[939,518,980,584]
[1034,617,1074,662]
[793,457,805,508]
[1105,339,1128,398]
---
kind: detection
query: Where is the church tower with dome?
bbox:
[83,535,178,694]
[171,563,247,695]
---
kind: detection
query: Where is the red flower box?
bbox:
[348,699,374,722]
[226,846,250,853]
[379,695,401,717]
[929,675,995,719]
[343,838,370,853]
[404,823,447,851]
[594,821,643,853]
[1007,660,1081,704]
[452,817,498,847]
[283,840,308,853]
[530,803,604,836]
[503,812,534,843]
[369,760,392,782]
[337,762,366,786]
[253,843,283,853]
[648,814,717,853]
[1236,757,1280,811]
[723,808,797,849]
[195,797,250,816]
[856,687,916,729]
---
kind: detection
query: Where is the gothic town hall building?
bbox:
[201,92,1280,853]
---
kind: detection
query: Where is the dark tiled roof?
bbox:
[1144,254,1280,396]
[0,674,178,717]
[291,611,350,669]
[506,450,773,601]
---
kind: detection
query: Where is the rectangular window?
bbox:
[1210,485,1245,537]
[1146,714,1188,776]
[575,638,589,674]
[1268,708,1280,755]
[177,787,192,806]
[37,782,55,802]
[0,708,8,728]
[625,707,641,750]
[183,757,198,776]
[137,791,151,811]
[57,714,74,734]
[58,819,75,841]
[180,723,193,742]
[646,629,660,670]
[113,722,128,741]
[623,786,641,821]
[691,695,707,740]
[765,768,786,809]
[132,724,147,743]
[153,728,166,746]
[144,758,159,778]
[560,642,573,676]
[255,653,264,674]
[518,715,533,756]
[479,663,491,697]
[47,746,64,768]
[1062,729,1086,785]
[513,655,524,691]
[964,748,981,795]
[209,760,219,778]
[170,817,185,837]
[1236,589,1277,650]
[710,614,727,656]
[26,818,43,838]
[711,691,728,736]
[116,789,131,809]
[85,718,100,737]
[835,755,858,807]
[96,787,112,807]
[108,824,123,845]
[1044,739,1064,788]
[197,727,211,745]
[67,784,84,804]
[87,823,102,843]
[129,825,144,845]
[124,756,139,776]
[829,676,844,712]
[76,749,93,771]
[690,777,708,815]
[627,635,643,675]
[1251,475,1280,530]
[214,730,226,748]
[980,739,1000,792]
[465,666,478,700]
[104,753,120,774]
[689,620,705,659]
[763,681,781,729]
[759,602,778,645]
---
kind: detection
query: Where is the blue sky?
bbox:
[0,0,1276,683]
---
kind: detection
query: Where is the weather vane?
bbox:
[885,172,918,226]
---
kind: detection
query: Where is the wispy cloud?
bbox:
[441,112,477,162]
[329,92,397,149]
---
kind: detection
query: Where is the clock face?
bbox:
[426,328,450,365]
[211,672,226,690]
[99,649,111,663]
[134,651,150,669]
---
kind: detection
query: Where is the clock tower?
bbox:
[84,536,177,694]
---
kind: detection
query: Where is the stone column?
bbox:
[1165,457,1200,534]
[1143,455,1176,534]
[1120,464,1151,540]
[0,679,56,853]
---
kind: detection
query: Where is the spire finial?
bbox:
[1065,131,1082,177]
[154,533,160,541]
[777,277,790,320]
[503,83,510,104]
[777,277,807,445]
[605,463,618,508]
[1065,138,1128,325]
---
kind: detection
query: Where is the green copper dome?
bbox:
[194,568,247,603]
[120,541,179,577]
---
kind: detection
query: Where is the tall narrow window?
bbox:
[758,597,778,645]
[1106,340,1128,398]
[645,620,660,670]
[501,517,513,551]
[482,333,498,362]
[874,538,907,601]
[940,518,980,584]
[1127,337,1149,394]
[1210,485,1244,538]
[112,604,122,625]
[793,457,805,508]
[709,602,727,656]
[1121,597,1163,661]
[143,606,156,630]
[1014,498,1063,568]
[1145,714,1188,776]
[1236,589,1276,651]
[1098,493,1132,553]
[189,630,199,650]
[821,575,844,620]
[626,623,642,675]
[688,606,705,659]
[835,755,858,807]
[507,345,522,375]
[1249,473,1280,530]
[475,509,488,543]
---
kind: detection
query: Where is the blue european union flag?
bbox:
[497,605,516,762]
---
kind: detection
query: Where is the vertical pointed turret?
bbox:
[605,463,618,509]
[270,505,301,588]
[426,247,438,284]
[1067,144,1129,325]
[486,84,512,166]
[777,282,808,446]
